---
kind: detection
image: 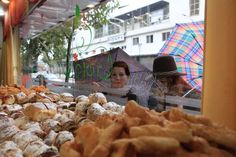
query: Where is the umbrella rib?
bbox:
[179,24,204,52]
[174,54,203,66]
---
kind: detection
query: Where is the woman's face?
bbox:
[111,67,129,88]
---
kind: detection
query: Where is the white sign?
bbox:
[108,34,125,43]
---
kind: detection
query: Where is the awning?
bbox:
[19,0,107,39]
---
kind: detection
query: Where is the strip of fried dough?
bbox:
[60,140,82,157]
[125,100,165,125]
[123,115,141,129]
[95,114,115,129]
[167,108,213,126]
[111,139,175,157]
[186,136,210,153]
[131,136,180,154]
[130,122,192,143]
[207,146,234,157]
[89,120,124,157]
[175,148,209,157]
[75,124,101,157]
[191,123,236,151]
[111,139,136,157]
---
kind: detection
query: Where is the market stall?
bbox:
[0,0,236,156]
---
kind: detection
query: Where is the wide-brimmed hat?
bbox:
[153,55,186,77]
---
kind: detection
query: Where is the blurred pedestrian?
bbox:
[148,55,200,111]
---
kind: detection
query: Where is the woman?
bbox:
[92,61,137,101]
[110,61,130,88]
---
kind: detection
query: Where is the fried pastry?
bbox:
[125,100,165,125]
[111,139,136,157]
[75,124,101,157]
[191,123,236,151]
[90,119,124,157]
[60,140,82,157]
[129,123,192,143]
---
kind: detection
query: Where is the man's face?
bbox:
[158,77,169,86]
[111,67,129,88]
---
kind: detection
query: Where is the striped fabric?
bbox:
[159,21,204,91]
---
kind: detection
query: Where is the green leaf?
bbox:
[75,5,81,17]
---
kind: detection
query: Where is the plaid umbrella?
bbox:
[159,21,204,91]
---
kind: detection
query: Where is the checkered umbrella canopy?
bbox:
[159,21,204,91]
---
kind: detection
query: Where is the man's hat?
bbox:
[153,55,186,77]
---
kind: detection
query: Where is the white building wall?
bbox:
[169,0,205,23]
[72,0,205,62]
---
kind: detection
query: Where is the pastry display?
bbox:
[61,100,236,157]
[0,85,235,157]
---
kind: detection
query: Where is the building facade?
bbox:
[71,0,205,70]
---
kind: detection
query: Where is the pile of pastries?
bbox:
[0,85,124,156]
[61,100,236,157]
[0,85,236,157]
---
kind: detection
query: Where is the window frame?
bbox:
[133,37,139,45]
[94,27,103,39]
[162,32,170,41]
[190,0,200,16]
[146,35,153,43]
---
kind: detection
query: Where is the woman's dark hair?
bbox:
[112,61,130,76]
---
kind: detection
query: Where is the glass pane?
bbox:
[195,3,199,9]
[19,0,205,116]
[195,10,200,15]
